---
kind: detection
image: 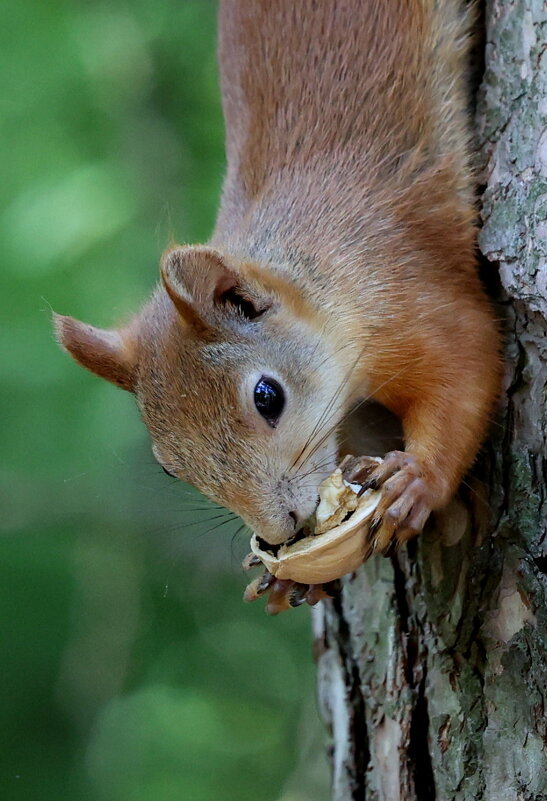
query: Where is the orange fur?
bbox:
[55,0,501,546]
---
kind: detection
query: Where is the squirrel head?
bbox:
[54,246,354,545]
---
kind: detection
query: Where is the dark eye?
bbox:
[254,377,285,427]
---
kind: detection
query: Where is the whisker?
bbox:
[145,511,237,539]
[198,515,243,539]
[458,476,494,510]
[300,357,423,467]
[230,522,250,570]
[288,451,338,484]
[292,348,368,472]
[290,342,366,472]
[135,505,224,516]
[288,340,360,472]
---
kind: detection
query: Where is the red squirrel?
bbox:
[55,0,501,557]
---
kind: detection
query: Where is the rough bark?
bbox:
[315,2,547,799]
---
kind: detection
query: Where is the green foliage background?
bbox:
[1,2,328,799]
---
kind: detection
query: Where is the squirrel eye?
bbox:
[254,377,285,427]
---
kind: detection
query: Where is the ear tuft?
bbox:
[53,312,136,391]
[217,286,270,320]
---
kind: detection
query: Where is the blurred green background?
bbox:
[1,2,329,799]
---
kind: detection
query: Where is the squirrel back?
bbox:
[216,0,474,233]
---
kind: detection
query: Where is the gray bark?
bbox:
[315,2,547,799]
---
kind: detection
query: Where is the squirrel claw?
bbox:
[243,570,335,614]
[360,451,433,554]
[289,583,309,607]
[305,584,331,605]
[265,580,295,614]
[242,552,262,571]
[341,455,382,486]
[243,570,275,602]
[381,538,400,558]
[368,517,382,537]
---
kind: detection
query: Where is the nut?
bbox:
[250,467,382,584]
[315,468,361,534]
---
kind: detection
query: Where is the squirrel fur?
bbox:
[55,0,501,550]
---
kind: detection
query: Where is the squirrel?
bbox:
[55,0,501,558]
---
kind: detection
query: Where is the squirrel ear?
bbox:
[53,313,136,391]
[160,246,271,334]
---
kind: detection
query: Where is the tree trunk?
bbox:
[314,2,547,798]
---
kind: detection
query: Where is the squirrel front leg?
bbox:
[345,327,501,554]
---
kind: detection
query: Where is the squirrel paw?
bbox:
[242,563,339,614]
[344,450,432,555]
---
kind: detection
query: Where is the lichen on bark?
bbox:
[315,1,547,798]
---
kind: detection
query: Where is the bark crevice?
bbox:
[317,1,547,797]
[408,672,436,801]
[331,593,370,801]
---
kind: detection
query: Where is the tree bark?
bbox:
[314,2,547,799]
